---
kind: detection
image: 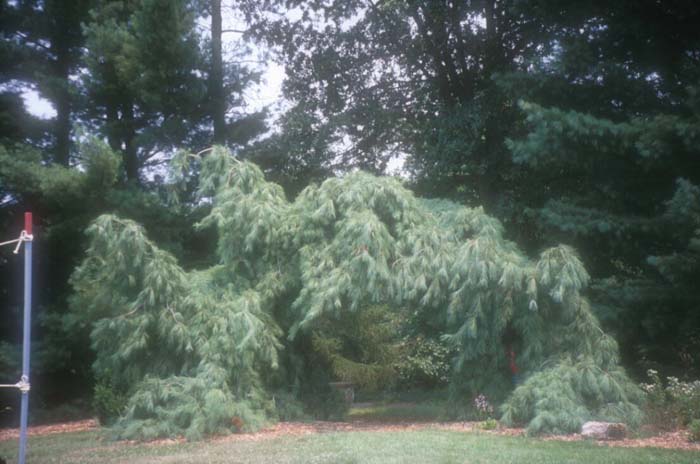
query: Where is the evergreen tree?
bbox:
[81,0,268,181]
[40,0,92,165]
[0,138,211,416]
[82,0,208,181]
[73,147,642,438]
[508,97,700,376]
[309,305,403,391]
[0,1,53,148]
[0,0,92,163]
[497,1,700,375]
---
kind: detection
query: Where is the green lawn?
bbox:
[1,428,700,464]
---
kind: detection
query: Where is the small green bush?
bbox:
[395,337,452,389]
[689,419,700,442]
[480,418,498,430]
[666,376,700,425]
[93,381,127,425]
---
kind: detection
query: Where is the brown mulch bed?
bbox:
[545,430,700,451]
[205,421,700,451]
[0,419,98,442]
[2,418,699,451]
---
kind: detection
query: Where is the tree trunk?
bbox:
[479,0,506,208]
[106,103,121,153]
[52,48,71,166]
[53,92,71,166]
[210,0,226,144]
[47,0,90,166]
[122,103,140,183]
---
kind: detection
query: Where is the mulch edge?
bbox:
[2,419,699,452]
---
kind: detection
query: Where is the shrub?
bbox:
[112,374,272,441]
[640,369,676,430]
[666,376,700,425]
[395,337,452,389]
[502,360,643,435]
[640,369,700,430]
[480,418,498,430]
[689,419,700,442]
[93,381,127,425]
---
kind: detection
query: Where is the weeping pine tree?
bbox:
[71,147,642,439]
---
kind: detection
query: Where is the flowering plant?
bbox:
[666,376,700,425]
[640,369,700,433]
[474,394,494,420]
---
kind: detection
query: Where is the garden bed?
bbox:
[2,413,699,452]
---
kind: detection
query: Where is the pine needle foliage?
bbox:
[71,213,281,440]
[310,305,402,391]
[73,147,641,438]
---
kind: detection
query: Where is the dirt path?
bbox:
[2,418,699,452]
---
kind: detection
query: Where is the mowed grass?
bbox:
[2,428,700,464]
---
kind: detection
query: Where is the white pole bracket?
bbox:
[0,376,31,392]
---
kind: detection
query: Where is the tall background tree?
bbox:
[500,0,700,375]
[209,0,226,143]
[82,0,208,182]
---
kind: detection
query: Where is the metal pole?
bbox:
[18,212,32,464]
